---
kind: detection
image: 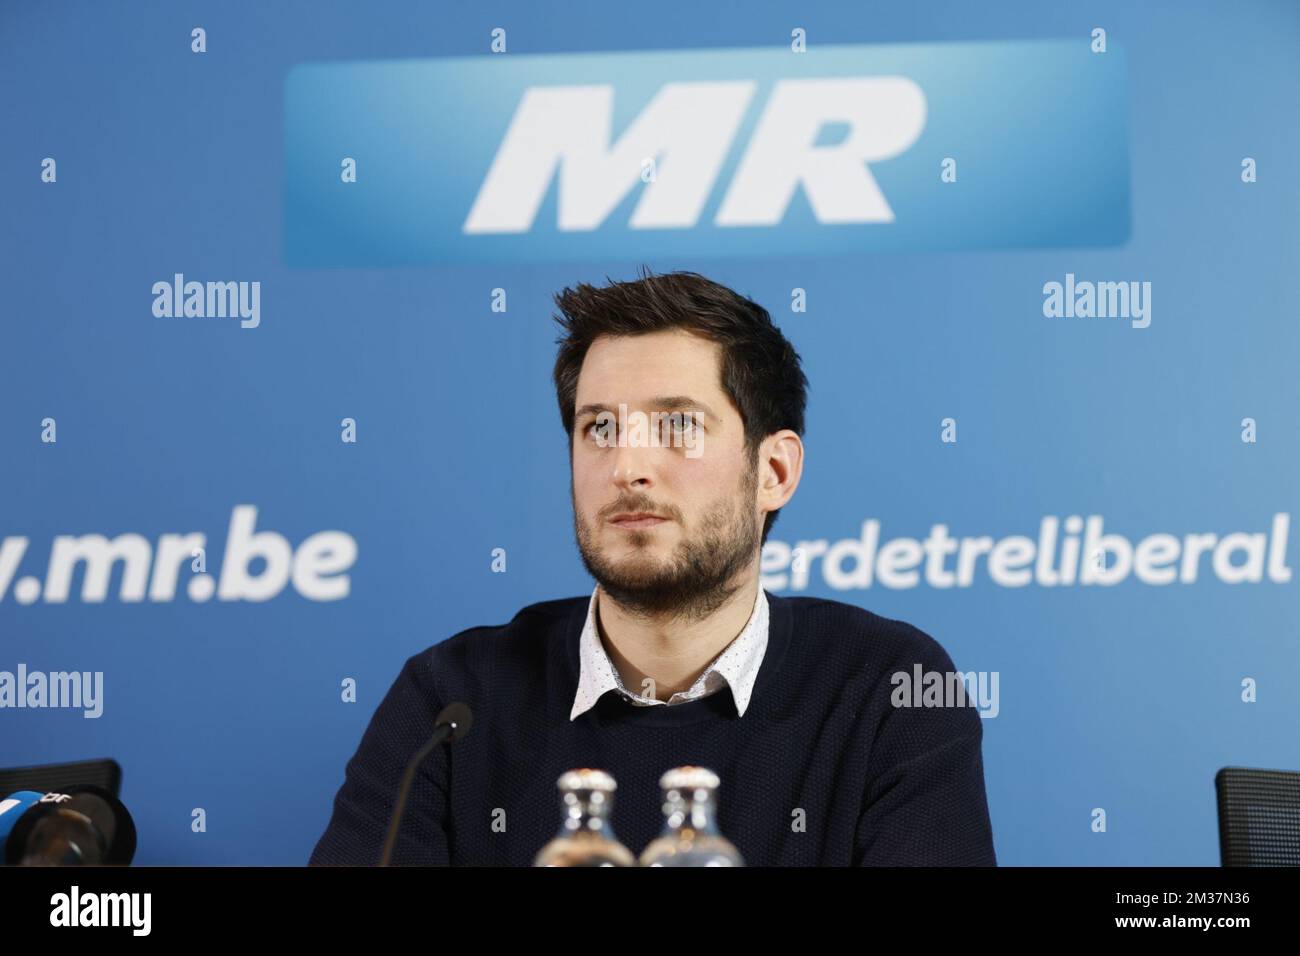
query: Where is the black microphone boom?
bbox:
[378,701,472,866]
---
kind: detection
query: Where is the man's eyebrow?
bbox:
[574,396,720,421]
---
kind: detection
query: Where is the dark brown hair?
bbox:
[552,266,808,543]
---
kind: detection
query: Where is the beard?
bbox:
[572,455,761,622]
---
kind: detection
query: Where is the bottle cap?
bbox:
[660,766,720,791]
[557,768,617,792]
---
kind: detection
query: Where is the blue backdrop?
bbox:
[2,0,1297,865]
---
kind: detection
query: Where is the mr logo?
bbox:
[286,42,1132,264]
[463,77,927,233]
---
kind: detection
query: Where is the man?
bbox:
[310,268,996,866]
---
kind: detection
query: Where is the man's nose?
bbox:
[611,438,656,489]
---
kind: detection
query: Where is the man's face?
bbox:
[570,329,761,619]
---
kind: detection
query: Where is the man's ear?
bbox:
[757,430,804,517]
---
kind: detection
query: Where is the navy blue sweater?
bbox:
[309,592,997,866]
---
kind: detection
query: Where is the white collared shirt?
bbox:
[569,584,769,721]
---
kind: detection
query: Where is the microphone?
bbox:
[2,784,137,866]
[0,791,46,845]
[379,701,472,867]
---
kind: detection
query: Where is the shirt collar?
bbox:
[569,584,770,721]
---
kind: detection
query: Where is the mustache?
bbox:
[600,498,678,521]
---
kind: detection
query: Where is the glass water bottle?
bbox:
[533,768,637,867]
[639,766,745,867]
